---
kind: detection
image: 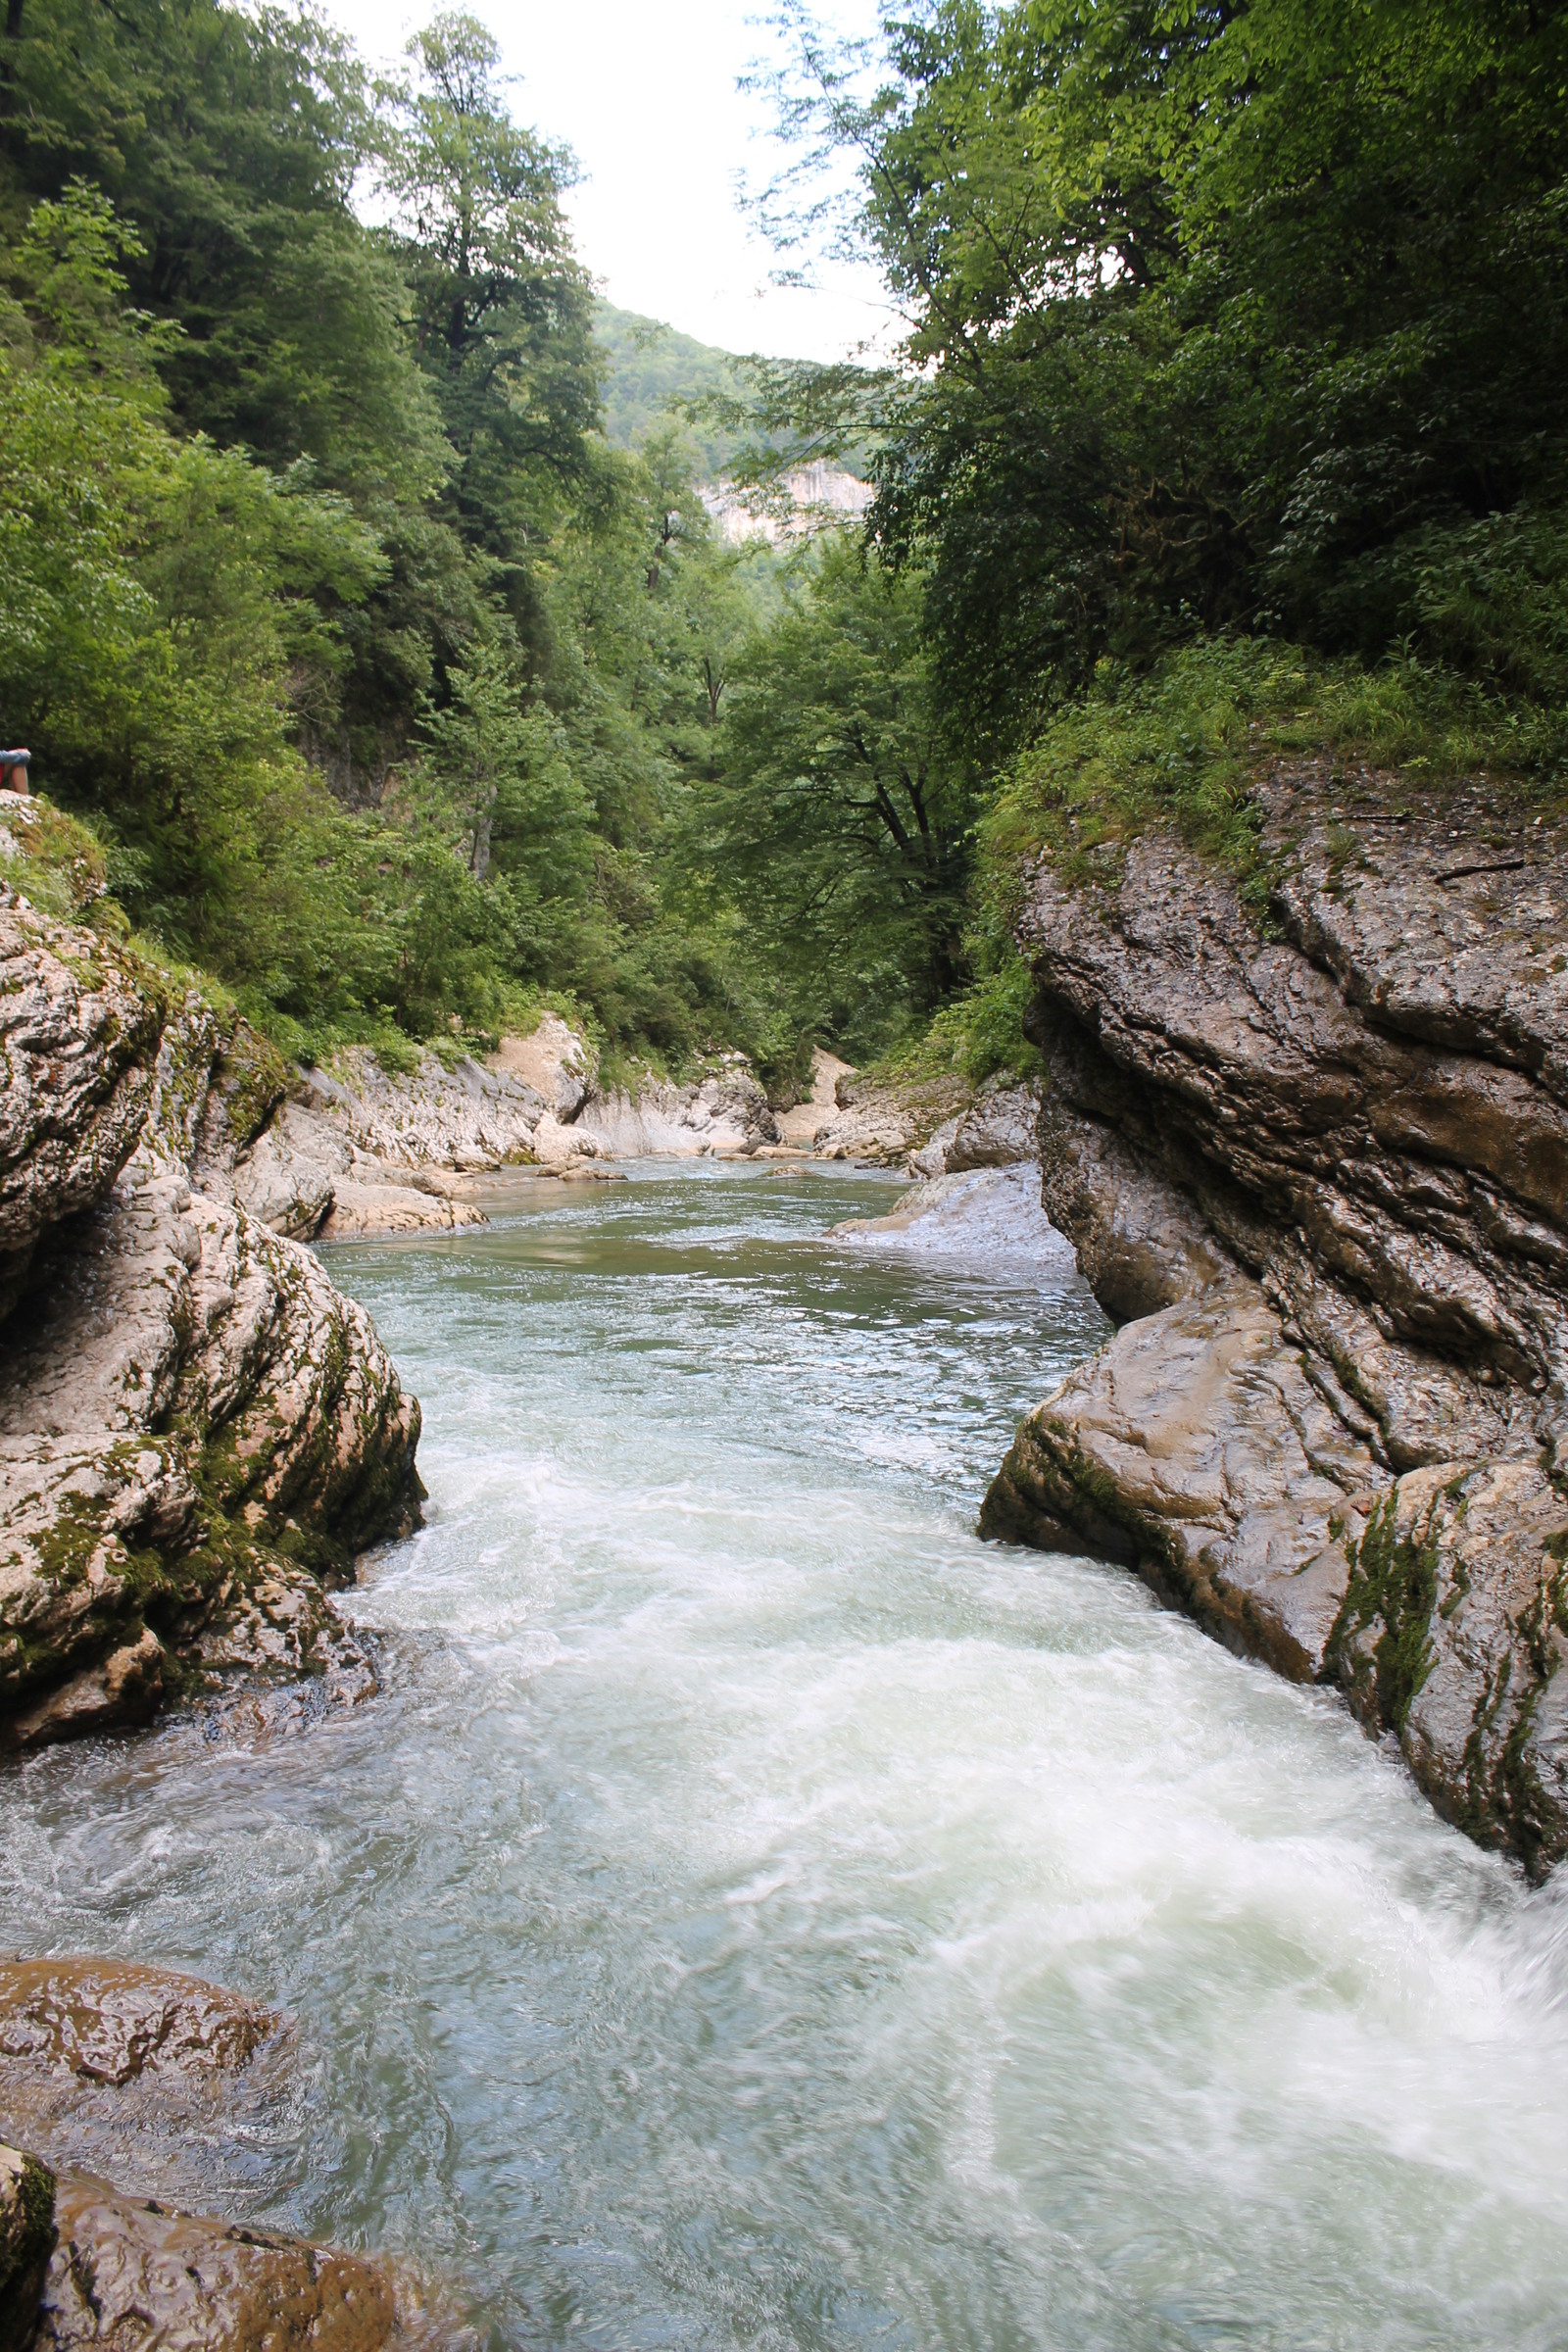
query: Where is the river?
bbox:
[4,1162,1568,2349]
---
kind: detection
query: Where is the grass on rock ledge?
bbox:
[981,639,1568,920]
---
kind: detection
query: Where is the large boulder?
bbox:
[35,2174,399,2352]
[808,1070,971,1165]
[984,763,1568,1875]
[0,1958,275,2100]
[576,1060,780,1156]
[0,905,422,1745]
[0,1957,287,2228]
[0,906,166,1318]
[0,1958,470,2352]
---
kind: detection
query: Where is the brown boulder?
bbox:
[0,1958,274,2093]
[35,2175,397,2352]
[0,921,423,1745]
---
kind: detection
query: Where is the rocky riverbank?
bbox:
[0,895,421,1750]
[226,1033,983,1249]
[981,761,1568,1877]
[0,880,990,1760]
[230,1026,786,1244]
[0,1956,472,2349]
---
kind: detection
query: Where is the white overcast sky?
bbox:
[318,0,897,362]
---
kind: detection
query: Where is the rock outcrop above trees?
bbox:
[982,763,1568,1876]
[0,895,422,1748]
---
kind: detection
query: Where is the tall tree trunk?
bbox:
[470,800,494,882]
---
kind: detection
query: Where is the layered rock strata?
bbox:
[982,766,1568,1875]
[807,1068,974,1165]
[573,1060,779,1158]
[223,1029,783,1243]
[0,898,422,1746]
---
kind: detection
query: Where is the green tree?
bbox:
[761,0,1568,755]
[710,536,973,1053]
[0,184,392,1037]
[379,12,599,561]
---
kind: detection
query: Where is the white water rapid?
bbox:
[4,1163,1568,2349]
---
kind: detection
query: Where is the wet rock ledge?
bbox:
[982,764,1568,1878]
[0,1956,469,2349]
[0,893,422,1747]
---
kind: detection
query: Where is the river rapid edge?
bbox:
[6,1160,1568,2350]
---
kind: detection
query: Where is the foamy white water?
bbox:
[4,1162,1568,2349]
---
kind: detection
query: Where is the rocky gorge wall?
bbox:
[981,764,1568,1877]
[0,893,422,1748]
[226,1024,787,1244]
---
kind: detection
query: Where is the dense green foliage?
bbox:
[0,0,858,1066]
[765,0,1568,770]
[978,635,1562,922]
[6,0,1558,1097]
[595,302,750,475]
[704,537,974,1043]
[721,0,1568,1087]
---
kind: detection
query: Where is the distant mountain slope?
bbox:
[594,301,752,473]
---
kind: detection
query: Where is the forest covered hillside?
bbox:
[0,0,1563,1103]
[0,0,953,1098]
[593,301,752,476]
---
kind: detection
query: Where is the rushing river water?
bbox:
[6,1162,1568,2350]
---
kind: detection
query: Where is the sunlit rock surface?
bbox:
[835,1163,1075,1275]
[0,907,163,1320]
[576,1060,779,1157]
[984,765,1568,1874]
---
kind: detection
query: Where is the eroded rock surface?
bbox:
[0,1958,287,2233]
[770,1049,858,1151]
[0,916,164,1322]
[0,1960,474,2352]
[0,899,422,1744]
[808,1070,972,1166]
[0,1958,274,2095]
[576,1060,779,1157]
[907,1081,1042,1181]
[984,767,1568,1875]
[834,1164,1079,1274]
[36,2174,399,2352]
[219,1024,787,1234]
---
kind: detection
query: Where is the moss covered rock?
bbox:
[0,914,423,1746]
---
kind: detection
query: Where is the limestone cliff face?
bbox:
[213,1030,781,1243]
[982,765,1568,1876]
[0,896,422,1747]
[574,1064,779,1158]
[0,908,165,1321]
